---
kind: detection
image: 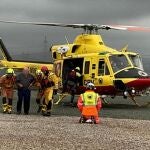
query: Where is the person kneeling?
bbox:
[77,83,102,124]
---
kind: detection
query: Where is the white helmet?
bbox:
[86,82,95,90]
[75,67,80,71]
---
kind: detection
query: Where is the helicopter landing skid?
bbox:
[129,95,150,107]
[101,98,110,105]
[54,93,68,105]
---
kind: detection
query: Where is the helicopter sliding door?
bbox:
[62,58,84,86]
[83,56,114,94]
[53,60,63,88]
[83,57,100,85]
[83,58,92,85]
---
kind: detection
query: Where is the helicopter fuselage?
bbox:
[52,34,150,97]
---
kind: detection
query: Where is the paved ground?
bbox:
[0,90,150,150]
[3,90,150,120]
[0,115,150,150]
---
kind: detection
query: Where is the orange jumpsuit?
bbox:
[40,72,58,115]
[0,75,16,99]
[77,90,102,124]
[35,75,44,100]
[41,73,57,105]
[0,75,16,113]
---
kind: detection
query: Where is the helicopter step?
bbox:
[54,92,80,105]
[54,93,68,105]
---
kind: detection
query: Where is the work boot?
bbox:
[41,105,47,116]
[47,111,51,116]
[90,116,95,124]
[37,105,42,113]
[44,110,51,116]
[2,97,7,113]
[7,99,12,114]
[2,104,8,113]
[79,116,86,123]
[7,105,12,114]
[36,98,40,104]
[17,111,21,115]
[43,112,51,117]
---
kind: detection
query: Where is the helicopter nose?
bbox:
[127,78,150,90]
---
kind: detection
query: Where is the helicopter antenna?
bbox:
[44,34,48,51]
[65,35,70,45]
[121,44,128,52]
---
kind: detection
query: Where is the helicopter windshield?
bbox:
[128,54,144,70]
[109,54,131,73]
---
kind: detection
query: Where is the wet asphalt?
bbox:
[1,90,149,121]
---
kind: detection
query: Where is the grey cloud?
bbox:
[1,0,150,23]
[0,0,150,61]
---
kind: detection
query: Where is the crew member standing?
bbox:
[0,68,16,114]
[67,66,82,105]
[77,83,102,124]
[41,66,58,116]
[34,69,44,113]
[16,67,35,115]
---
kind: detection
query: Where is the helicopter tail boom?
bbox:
[0,38,12,61]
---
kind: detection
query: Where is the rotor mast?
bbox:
[82,25,99,34]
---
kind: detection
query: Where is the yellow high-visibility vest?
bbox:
[81,92,98,106]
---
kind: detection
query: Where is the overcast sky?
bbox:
[0,0,150,60]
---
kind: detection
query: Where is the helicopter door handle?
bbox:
[89,74,95,78]
[99,78,103,84]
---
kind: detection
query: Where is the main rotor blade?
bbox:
[1,20,150,32]
[0,20,86,29]
[100,25,150,32]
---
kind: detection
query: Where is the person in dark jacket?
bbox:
[67,67,82,105]
[16,67,35,115]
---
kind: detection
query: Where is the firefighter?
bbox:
[66,66,82,105]
[0,68,16,114]
[77,82,102,124]
[35,69,44,113]
[41,66,58,116]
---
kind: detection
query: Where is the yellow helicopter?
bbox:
[0,20,150,106]
[0,37,53,74]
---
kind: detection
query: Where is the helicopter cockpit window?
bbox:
[128,54,144,70]
[98,60,110,76]
[109,55,130,73]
